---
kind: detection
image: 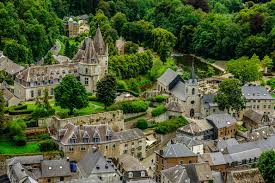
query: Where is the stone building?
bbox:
[14,27,108,101]
[114,154,149,182]
[78,147,120,183]
[0,51,25,78]
[206,114,237,139]
[155,144,198,182]
[226,168,265,183]
[64,17,80,37]
[50,122,120,161]
[157,62,201,118]
[116,128,147,160]
[201,152,226,173]
[161,164,190,183]
[243,109,270,130]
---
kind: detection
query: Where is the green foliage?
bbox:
[124,41,139,54]
[108,100,148,114]
[39,140,59,152]
[96,75,117,109]
[32,89,55,119]
[111,12,128,35]
[267,78,275,90]
[215,78,246,113]
[44,52,56,65]
[135,118,149,130]
[258,150,275,183]
[56,111,69,119]
[261,55,273,73]
[152,28,177,61]
[109,50,153,79]
[149,58,177,81]
[55,75,88,115]
[0,0,63,63]
[13,135,27,146]
[227,54,262,84]
[64,38,79,59]
[117,80,128,90]
[155,116,188,134]
[150,95,167,103]
[151,105,167,117]
[8,120,26,136]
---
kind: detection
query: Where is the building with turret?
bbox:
[14,27,108,101]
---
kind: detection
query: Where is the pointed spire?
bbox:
[94,26,105,55]
[82,37,98,63]
[190,59,196,82]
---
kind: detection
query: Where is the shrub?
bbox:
[267,78,275,89]
[26,119,38,128]
[12,104,27,110]
[32,106,55,119]
[109,100,148,114]
[152,95,167,103]
[135,118,148,130]
[39,140,59,152]
[155,117,188,134]
[117,80,128,90]
[151,105,167,117]
[38,133,50,140]
[56,111,69,119]
[8,120,26,136]
[14,135,27,146]
[88,96,98,101]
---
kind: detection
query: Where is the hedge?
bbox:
[8,109,33,115]
[108,100,148,114]
[135,118,148,130]
[12,104,28,111]
[155,116,188,134]
[39,140,59,152]
[149,95,167,103]
[151,105,167,117]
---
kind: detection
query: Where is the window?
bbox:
[257,105,259,109]
[192,88,195,95]
[213,109,216,112]
[80,147,86,151]
[85,78,89,85]
[60,177,64,181]
[83,137,89,143]
[48,179,51,182]
[93,137,100,143]
[189,160,192,164]
[191,100,195,104]
[70,138,77,144]
[128,172,133,178]
[123,150,128,154]
[85,68,88,74]
[69,147,74,152]
[264,105,266,109]
[31,90,34,98]
[141,171,145,177]
[125,144,128,147]
[113,144,116,148]
[106,145,108,149]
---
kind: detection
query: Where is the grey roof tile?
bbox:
[157,68,178,87]
[41,160,71,178]
[242,85,274,100]
[161,165,190,183]
[157,144,196,158]
[206,114,236,129]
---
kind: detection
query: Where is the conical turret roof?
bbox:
[94,26,105,55]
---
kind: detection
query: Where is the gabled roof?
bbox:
[117,154,146,172]
[185,163,212,183]
[243,109,265,123]
[242,85,274,100]
[94,27,106,55]
[166,101,183,113]
[229,168,265,183]
[7,155,44,166]
[9,163,38,183]
[170,81,187,101]
[116,128,144,141]
[161,165,190,183]
[78,148,117,178]
[41,160,71,178]
[0,55,25,75]
[157,68,178,87]
[157,144,196,158]
[202,94,218,108]
[201,152,226,166]
[206,114,237,129]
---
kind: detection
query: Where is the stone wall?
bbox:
[39,110,125,131]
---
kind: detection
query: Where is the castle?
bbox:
[14,27,108,101]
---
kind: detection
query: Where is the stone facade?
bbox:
[64,17,80,37]
[14,27,108,101]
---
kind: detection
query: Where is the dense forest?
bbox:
[0,0,274,64]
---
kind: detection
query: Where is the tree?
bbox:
[214,78,246,113]
[227,55,261,84]
[258,150,275,183]
[54,75,88,115]
[44,52,55,65]
[261,55,273,74]
[124,41,139,54]
[96,75,117,109]
[250,13,264,34]
[151,28,176,61]
[0,91,5,128]
[135,118,148,130]
[186,0,209,12]
[111,12,127,35]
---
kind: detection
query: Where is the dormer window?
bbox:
[141,171,145,177]
[106,128,112,141]
[83,137,89,143]
[128,172,133,178]
[70,138,77,144]
[94,137,100,143]
[93,129,100,143]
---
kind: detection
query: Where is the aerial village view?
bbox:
[0,0,274,183]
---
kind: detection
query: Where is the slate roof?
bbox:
[201,152,226,166]
[172,136,202,148]
[94,27,106,55]
[117,154,146,172]
[225,148,262,164]
[185,163,212,183]
[127,179,157,183]
[7,155,44,166]
[78,148,117,178]
[243,126,275,141]
[243,109,264,123]
[212,171,224,183]
[116,128,145,141]
[9,163,38,183]
[156,144,196,158]
[242,85,274,100]
[67,176,103,183]
[56,122,119,145]
[217,138,239,151]
[157,68,178,87]
[206,114,237,129]
[16,63,78,83]
[166,101,183,113]
[41,159,71,178]
[170,81,187,101]
[161,165,190,183]
[229,168,265,183]
[202,94,218,108]
[0,55,25,75]
[177,118,213,135]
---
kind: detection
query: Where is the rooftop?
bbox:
[41,159,71,178]
[242,85,274,100]
[161,164,190,183]
[206,113,237,128]
[157,68,178,87]
[116,128,145,141]
[117,154,146,172]
[0,54,25,75]
[156,143,196,158]
[229,168,265,183]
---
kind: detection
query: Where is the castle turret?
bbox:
[94,26,105,55]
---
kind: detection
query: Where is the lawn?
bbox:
[25,100,105,117]
[0,141,40,154]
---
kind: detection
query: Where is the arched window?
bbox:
[128,172,133,178]
[192,88,195,95]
